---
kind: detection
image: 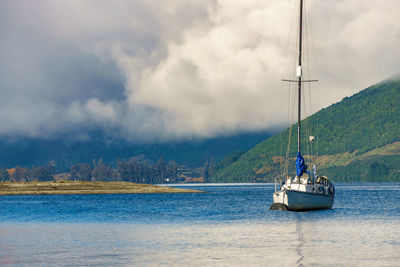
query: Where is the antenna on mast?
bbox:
[282,0,317,155]
[297,0,303,154]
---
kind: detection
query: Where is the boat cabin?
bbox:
[317,176,330,187]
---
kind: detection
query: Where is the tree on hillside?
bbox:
[165,160,178,181]
[92,158,112,181]
[70,164,79,181]
[0,168,9,182]
[202,156,214,183]
[30,165,54,181]
[77,163,92,181]
[369,162,389,181]
[14,167,29,182]
[155,157,165,183]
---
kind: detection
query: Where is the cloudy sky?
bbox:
[1,0,399,142]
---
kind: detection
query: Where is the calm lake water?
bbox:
[1,183,399,266]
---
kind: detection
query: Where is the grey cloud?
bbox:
[0,0,399,142]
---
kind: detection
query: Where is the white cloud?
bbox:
[86,98,118,122]
[0,0,399,141]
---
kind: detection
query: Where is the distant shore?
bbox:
[0,181,203,196]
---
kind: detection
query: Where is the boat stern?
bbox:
[270,190,289,210]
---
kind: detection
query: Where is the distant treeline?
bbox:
[0,157,214,184]
[1,165,54,182]
[70,158,179,184]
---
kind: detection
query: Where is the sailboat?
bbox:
[270,0,335,211]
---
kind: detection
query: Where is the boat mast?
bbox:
[297,0,303,155]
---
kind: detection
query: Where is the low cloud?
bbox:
[0,0,399,142]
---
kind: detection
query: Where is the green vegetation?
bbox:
[211,78,400,182]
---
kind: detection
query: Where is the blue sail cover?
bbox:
[296,152,307,177]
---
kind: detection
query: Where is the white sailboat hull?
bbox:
[272,189,334,211]
[269,0,336,212]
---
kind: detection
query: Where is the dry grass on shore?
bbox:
[0,181,202,196]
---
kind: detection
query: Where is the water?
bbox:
[1,183,399,266]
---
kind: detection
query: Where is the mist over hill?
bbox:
[0,130,272,171]
[212,77,400,182]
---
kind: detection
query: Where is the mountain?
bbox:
[0,131,272,171]
[211,77,400,182]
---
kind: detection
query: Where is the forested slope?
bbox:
[211,77,400,182]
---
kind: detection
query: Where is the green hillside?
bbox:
[211,78,400,182]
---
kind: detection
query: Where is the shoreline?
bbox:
[0,181,203,196]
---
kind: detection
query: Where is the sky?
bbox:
[1,0,399,142]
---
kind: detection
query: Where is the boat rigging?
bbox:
[270,0,335,211]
